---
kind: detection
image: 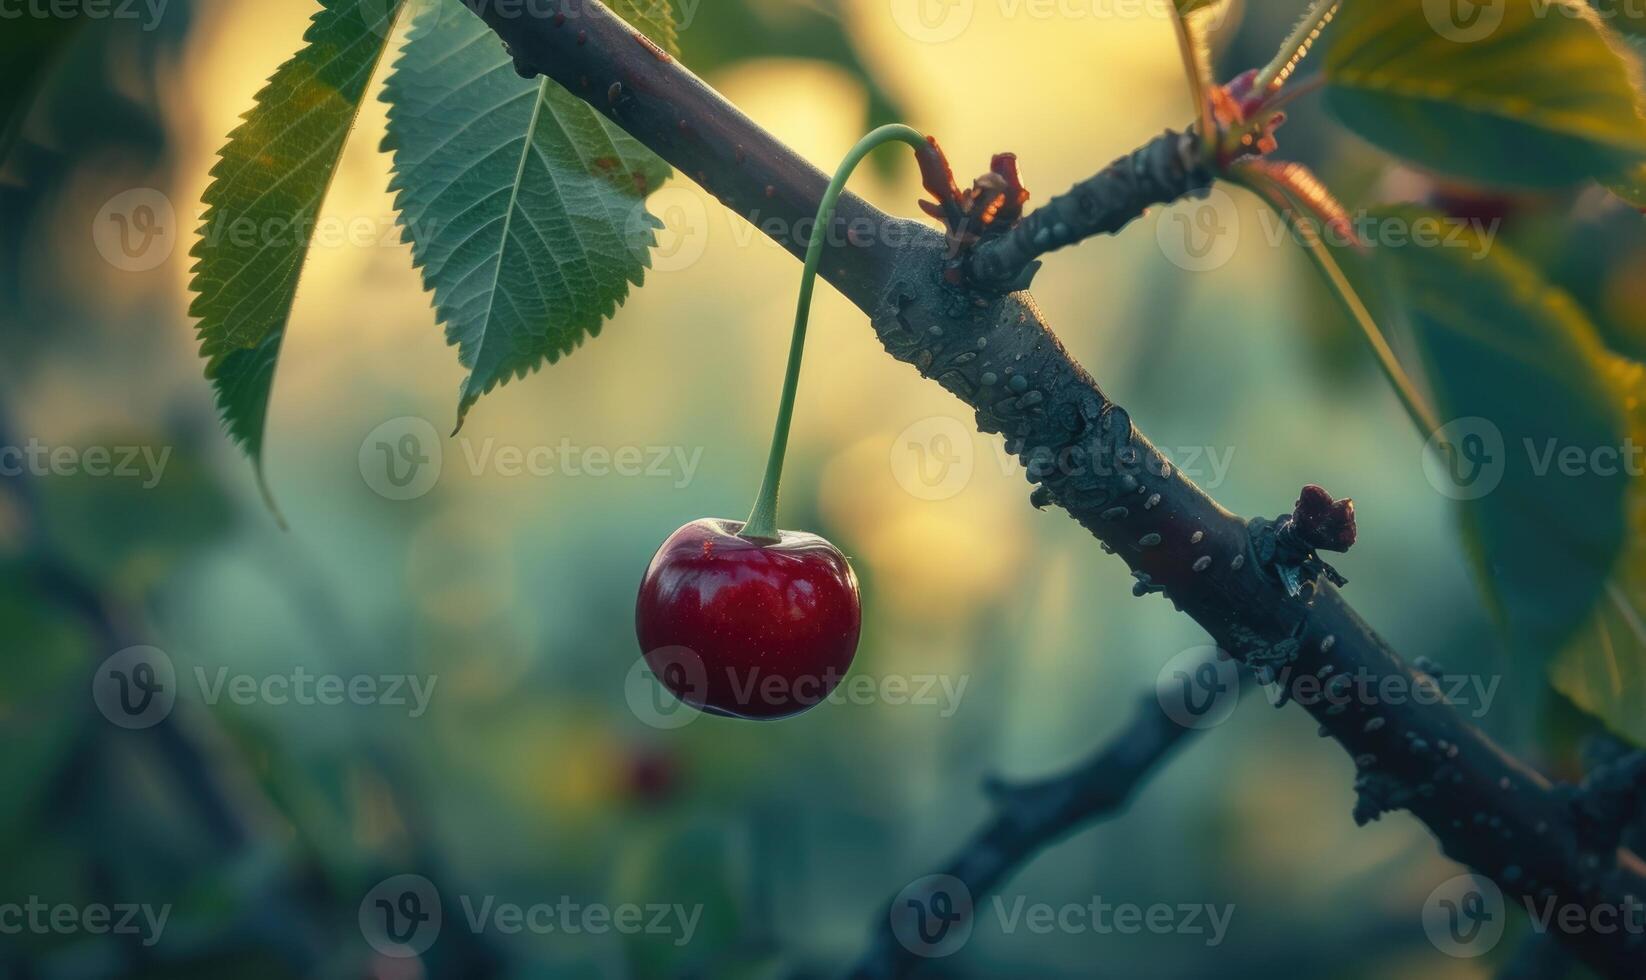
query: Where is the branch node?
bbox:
[1252,484,1355,598]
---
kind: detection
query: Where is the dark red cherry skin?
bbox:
[635,518,862,720]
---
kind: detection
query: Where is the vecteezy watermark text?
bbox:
[195,665,437,718]
[0,440,171,488]
[1424,874,1646,958]
[460,895,701,945]
[887,874,1234,959]
[359,416,705,501]
[891,415,1237,502]
[92,646,438,729]
[0,898,171,947]
[1262,664,1500,719]
[625,651,969,729]
[0,0,167,30]
[358,875,702,958]
[1423,416,1646,501]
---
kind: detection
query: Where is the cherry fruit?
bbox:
[632,126,927,721]
[636,519,862,720]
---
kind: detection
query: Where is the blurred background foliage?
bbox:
[1,0,1643,977]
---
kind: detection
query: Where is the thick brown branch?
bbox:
[469,3,1646,975]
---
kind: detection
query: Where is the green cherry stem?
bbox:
[741,123,930,541]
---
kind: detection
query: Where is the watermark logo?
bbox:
[1255,209,1501,259]
[94,648,438,726]
[360,416,443,501]
[889,874,974,958]
[0,440,171,487]
[634,186,710,272]
[1423,874,1505,957]
[361,874,443,957]
[1423,0,1506,42]
[0,898,171,947]
[889,416,1237,500]
[1156,187,1240,272]
[92,646,177,730]
[1156,645,1241,729]
[459,895,702,944]
[994,895,1233,944]
[890,0,1222,42]
[888,878,1233,956]
[890,0,974,43]
[0,0,169,30]
[1422,417,1505,501]
[195,666,437,717]
[891,416,976,501]
[361,874,702,953]
[626,647,710,730]
[350,0,399,37]
[361,418,705,500]
[93,188,175,272]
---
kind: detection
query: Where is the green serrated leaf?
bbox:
[1380,207,1631,666]
[188,0,406,496]
[1323,0,1646,188]
[381,0,673,429]
[1549,356,1646,744]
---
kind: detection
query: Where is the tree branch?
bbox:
[849,677,1223,979]
[469,2,1646,974]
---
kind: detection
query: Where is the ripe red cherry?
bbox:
[635,519,862,720]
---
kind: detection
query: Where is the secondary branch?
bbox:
[850,679,1220,978]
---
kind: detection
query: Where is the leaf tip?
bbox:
[253,459,287,531]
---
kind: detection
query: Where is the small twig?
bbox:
[966,128,1213,292]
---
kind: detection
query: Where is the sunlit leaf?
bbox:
[188,0,407,501]
[1323,0,1646,188]
[381,0,674,429]
[1381,207,1632,679]
[1549,358,1646,745]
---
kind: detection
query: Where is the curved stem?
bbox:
[741,123,929,541]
